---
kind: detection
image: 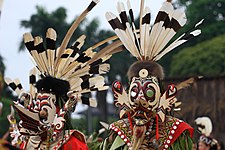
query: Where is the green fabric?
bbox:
[110,136,127,150]
[101,138,109,150]
[87,132,103,150]
[100,135,128,150]
[100,124,193,150]
[168,130,193,150]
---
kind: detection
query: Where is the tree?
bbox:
[19,6,83,51]
[159,0,225,77]
[0,97,12,138]
[175,0,225,46]
[0,55,5,96]
[0,55,14,99]
[170,34,225,77]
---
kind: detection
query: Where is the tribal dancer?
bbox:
[4,0,121,149]
[101,0,203,149]
[195,117,219,150]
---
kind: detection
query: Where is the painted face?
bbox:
[128,76,161,125]
[35,92,56,125]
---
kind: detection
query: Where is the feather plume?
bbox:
[59,35,86,77]
[118,1,141,57]
[33,36,48,74]
[141,7,151,58]
[29,68,37,98]
[74,94,97,107]
[175,76,202,91]
[86,39,123,65]
[46,28,57,76]
[55,48,74,77]
[8,0,118,111]
[195,116,212,136]
[151,9,187,58]
[70,76,106,92]
[4,77,24,95]
[55,0,100,65]
[100,121,110,129]
[154,29,202,61]
[72,34,86,51]
[24,33,45,74]
[148,1,174,58]
[106,12,141,59]
[126,0,142,57]
[106,0,202,62]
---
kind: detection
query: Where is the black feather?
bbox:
[81,96,90,105]
[34,41,45,54]
[142,12,151,25]
[24,40,35,52]
[46,37,56,50]
[76,53,92,63]
[87,1,98,11]
[29,74,36,84]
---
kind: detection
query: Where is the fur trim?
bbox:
[127,60,164,81]
[35,76,70,97]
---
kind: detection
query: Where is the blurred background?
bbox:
[0,0,224,148]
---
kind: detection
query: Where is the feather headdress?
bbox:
[5,0,121,108]
[107,0,203,123]
[195,117,218,147]
[195,116,213,137]
[106,0,203,80]
[4,1,126,148]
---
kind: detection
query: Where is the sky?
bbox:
[0,0,164,114]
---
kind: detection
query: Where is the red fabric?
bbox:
[60,135,88,150]
[176,121,194,138]
[127,112,133,134]
[168,121,194,147]
[156,114,159,140]
[19,141,26,149]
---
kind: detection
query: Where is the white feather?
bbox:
[195,117,213,136]
[34,36,48,73]
[148,1,173,58]
[152,10,187,57]
[46,28,57,76]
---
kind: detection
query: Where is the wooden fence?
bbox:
[164,76,225,146]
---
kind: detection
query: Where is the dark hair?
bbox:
[198,135,218,150]
[35,76,70,98]
[127,60,164,82]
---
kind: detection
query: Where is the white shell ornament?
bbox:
[139,69,148,78]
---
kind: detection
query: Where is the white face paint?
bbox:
[36,92,56,125]
[128,76,161,125]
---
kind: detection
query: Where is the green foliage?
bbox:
[0,97,13,138]
[0,55,5,95]
[169,130,193,150]
[170,34,225,77]
[19,6,82,51]
[71,117,88,135]
[176,0,225,46]
[161,0,225,77]
[0,55,15,99]
[0,56,15,138]
[108,51,135,86]
[87,131,104,150]
[0,55,5,75]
